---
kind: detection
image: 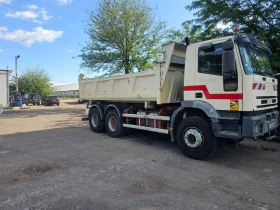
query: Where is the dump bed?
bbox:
[79,41,186,105]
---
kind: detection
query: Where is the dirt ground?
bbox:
[0,99,279,210]
[0,99,86,135]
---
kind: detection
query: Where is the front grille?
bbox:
[256,96,277,109]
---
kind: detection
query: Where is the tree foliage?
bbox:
[10,67,53,97]
[79,0,167,75]
[167,24,202,43]
[185,0,280,72]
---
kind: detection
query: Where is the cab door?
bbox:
[193,41,242,111]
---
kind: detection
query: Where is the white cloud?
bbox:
[0,26,8,31]
[41,9,52,21]
[66,49,73,53]
[0,49,3,53]
[5,4,52,23]
[0,27,63,47]
[58,0,73,6]
[26,4,38,10]
[0,0,12,5]
[6,11,38,19]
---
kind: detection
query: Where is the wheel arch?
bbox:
[104,103,130,118]
[170,101,219,142]
[89,104,104,119]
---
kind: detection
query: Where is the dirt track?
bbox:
[0,99,279,210]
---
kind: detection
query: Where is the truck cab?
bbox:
[181,34,278,140]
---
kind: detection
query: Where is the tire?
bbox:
[105,110,126,138]
[176,116,218,160]
[89,108,105,133]
[57,103,59,106]
[33,103,35,105]
[37,102,40,105]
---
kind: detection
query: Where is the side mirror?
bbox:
[222,40,238,91]
[223,40,234,51]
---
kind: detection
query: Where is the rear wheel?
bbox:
[89,108,105,133]
[177,116,218,159]
[105,110,126,138]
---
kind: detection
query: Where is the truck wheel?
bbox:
[177,116,218,160]
[89,108,105,133]
[105,110,126,138]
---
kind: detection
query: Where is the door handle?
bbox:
[195,92,203,98]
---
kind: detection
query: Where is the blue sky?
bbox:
[0,0,193,85]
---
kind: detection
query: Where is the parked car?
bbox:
[42,95,60,106]
[22,93,40,105]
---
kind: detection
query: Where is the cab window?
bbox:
[198,43,222,76]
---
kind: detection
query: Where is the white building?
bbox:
[53,83,79,97]
[0,69,13,107]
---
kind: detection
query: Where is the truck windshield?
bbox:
[239,43,273,77]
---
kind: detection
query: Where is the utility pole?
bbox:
[15,55,20,92]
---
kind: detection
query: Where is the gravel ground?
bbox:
[0,99,279,210]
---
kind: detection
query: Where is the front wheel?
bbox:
[177,116,218,159]
[105,110,126,138]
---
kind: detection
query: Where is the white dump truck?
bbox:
[79,33,278,159]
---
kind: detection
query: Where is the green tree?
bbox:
[10,67,54,97]
[185,0,280,72]
[79,0,167,75]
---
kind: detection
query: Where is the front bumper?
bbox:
[242,110,279,138]
[46,101,59,105]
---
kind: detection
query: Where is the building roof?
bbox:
[0,70,13,77]
[53,83,79,91]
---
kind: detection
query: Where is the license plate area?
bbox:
[268,122,276,130]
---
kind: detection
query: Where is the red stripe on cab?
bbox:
[184,85,243,100]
